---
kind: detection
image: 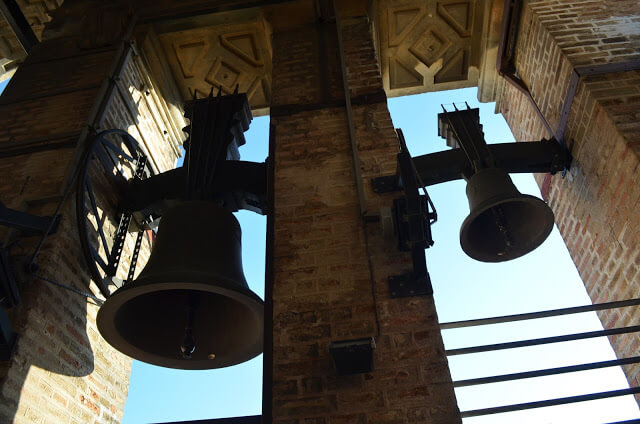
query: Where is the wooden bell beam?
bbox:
[0,0,38,53]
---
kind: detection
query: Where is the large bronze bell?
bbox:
[97,201,264,370]
[460,168,554,262]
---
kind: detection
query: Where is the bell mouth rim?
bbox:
[97,279,264,370]
[460,193,554,263]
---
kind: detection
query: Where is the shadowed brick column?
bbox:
[497,0,640,399]
[268,8,461,423]
[0,2,181,422]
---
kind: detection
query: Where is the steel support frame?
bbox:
[387,131,434,298]
[120,93,267,218]
[444,298,640,418]
[454,355,640,387]
[122,160,267,216]
[0,201,60,236]
[371,139,570,193]
[446,324,640,356]
[441,297,640,329]
[461,387,640,418]
[154,415,262,424]
[0,305,17,360]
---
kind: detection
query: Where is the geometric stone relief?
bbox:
[409,27,451,66]
[435,47,469,83]
[390,57,423,89]
[376,0,483,97]
[438,1,474,36]
[174,41,210,78]
[158,19,272,115]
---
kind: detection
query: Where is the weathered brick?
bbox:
[0,11,181,423]
[500,0,640,406]
[270,10,459,424]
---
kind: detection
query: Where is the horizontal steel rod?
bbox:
[446,325,640,356]
[460,387,640,418]
[605,420,640,424]
[154,415,262,424]
[454,356,640,387]
[440,298,640,329]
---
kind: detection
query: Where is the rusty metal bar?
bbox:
[555,70,580,144]
[460,387,640,418]
[441,298,640,329]
[497,0,554,137]
[446,325,640,356]
[556,59,640,143]
[154,415,261,424]
[454,355,640,387]
[334,0,367,217]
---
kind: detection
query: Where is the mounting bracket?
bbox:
[374,107,571,296]
[0,305,16,360]
[0,201,60,236]
[384,130,435,298]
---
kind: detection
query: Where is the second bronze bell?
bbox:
[460,168,555,263]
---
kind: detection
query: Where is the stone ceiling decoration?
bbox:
[156,18,272,115]
[376,0,484,97]
[1,0,497,107]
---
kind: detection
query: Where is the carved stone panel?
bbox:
[156,16,272,115]
[376,0,484,97]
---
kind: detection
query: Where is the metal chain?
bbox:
[35,274,104,305]
[397,129,438,223]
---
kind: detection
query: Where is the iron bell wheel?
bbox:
[97,201,264,370]
[460,168,555,262]
[76,129,150,298]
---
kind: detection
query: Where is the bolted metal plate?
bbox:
[329,337,376,375]
[388,273,433,298]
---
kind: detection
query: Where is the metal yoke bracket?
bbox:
[0,305,17,360]
[388,134,434,298]
[375,107,572,298]
[0,201,57,356]
[75,92,269,300]
[371,107,572,193]
[120,92,268,218]
[0,248,20,361]
[0,201,60,236]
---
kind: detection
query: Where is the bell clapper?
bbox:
[491,205,513,257]
[180,293,199,359]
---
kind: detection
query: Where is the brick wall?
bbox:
[511,0,640,136]
[269,13,460,423]
[498,0,640,398]
[0,19,182,424]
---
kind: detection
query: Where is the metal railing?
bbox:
[440,298,640,420]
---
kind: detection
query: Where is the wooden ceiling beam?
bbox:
[0,0,38,53]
